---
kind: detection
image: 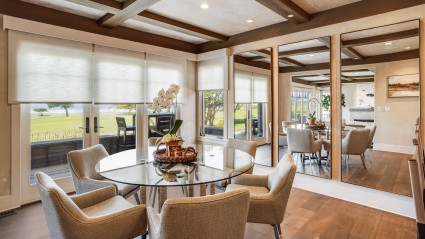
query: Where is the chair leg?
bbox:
[142,232,147,239]
[273,224,281,239]
[368,149,373,164]
[133,192,140,205]
[360,153,367,170]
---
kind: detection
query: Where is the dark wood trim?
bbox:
[317,78,374,87]
[280,57,305,67]
[247,56,266,61]
[138,11,228,42]
[343,29,419,47]
[280,49,419,73]
[234,55,271,70]
[342,47,364,60]
[0,0,197,53]
[255,0,310,24]
[279,46,329,57]
[198,0,425,53]
[292,78,318,86]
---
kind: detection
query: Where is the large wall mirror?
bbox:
[234,48,272,166]
[278,38,331,178]
[340,20,420,196]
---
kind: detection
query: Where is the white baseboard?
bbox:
[293,174,414,218]
[373,143,415,154]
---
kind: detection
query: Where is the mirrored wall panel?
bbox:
[278,38,331,178]
[340,20,419,196]
[234,48,272,166]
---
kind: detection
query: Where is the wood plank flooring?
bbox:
[342,150,412,196]
[0,186,416,239]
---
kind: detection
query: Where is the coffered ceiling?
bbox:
[1,0,424,53]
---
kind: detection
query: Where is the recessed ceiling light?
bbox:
[309,54,315,57]
[406,46,412,50]
[287,14,294,18]
[200,3,209,9]
[385,41,392,46]
[246,19,254,23]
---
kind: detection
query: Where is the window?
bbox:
[202,90,225,137]
[291,89,311,124]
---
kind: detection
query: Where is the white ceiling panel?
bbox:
[278,39,326,52]
[288,52,330,65]
[342,70,374,77]
[292,0,362,14]
[341,20,419,41]
[147,0,285,36]
[353,37,419,57]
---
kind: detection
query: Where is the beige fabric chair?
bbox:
[365,125,377,163]
[148,137,162,146]
[147,188,250,239]
[287,128,322,165]
[68,144,141,204]
[226,153,296,239]
[35,172,147,239]
[342,129,370,169]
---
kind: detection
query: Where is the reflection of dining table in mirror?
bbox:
[95,143,255,210]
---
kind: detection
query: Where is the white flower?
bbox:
[153,97,160,104]
[158,89,165,97]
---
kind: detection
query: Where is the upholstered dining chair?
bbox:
[35,172,147,239]
[287,128,322,165]
[342,129,370,169]
[218,138,256,187]
[365,125,377,163]
[147,188,250,239]
[226,153,296,239]
[67,144,141,204]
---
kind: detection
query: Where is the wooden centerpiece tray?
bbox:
[305,124,326,130]
[153,144,198,163]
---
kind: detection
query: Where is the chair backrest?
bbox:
[282,121,297,131]
[157,116,174,133]
[342,129,370,154]
[286,128,316,153]
[35,172,86,239]
[225,138,257,158]
[366,125,377,148]
[116,117,127,128]
[68,144,109,187]
[267,153,296,223]
[159,188,250,239]
[148,137,162,146]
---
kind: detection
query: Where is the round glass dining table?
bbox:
[95,143,254,187]
[95,143,254,210]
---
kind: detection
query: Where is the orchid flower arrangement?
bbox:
[152,84,180,113]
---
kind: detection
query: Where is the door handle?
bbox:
[79,117,90,133]
[94,117,104,133]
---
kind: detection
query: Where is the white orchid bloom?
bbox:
[158,89,165,97]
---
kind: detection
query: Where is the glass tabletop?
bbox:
[95,143,255,187]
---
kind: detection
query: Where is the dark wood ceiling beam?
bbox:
[198,0,425,53]
[317,78,374,87]
[247,56,265,61]
[67,0,227,41]
[0,0,197,53]
[279,46,329,57]
[98,0,161,28]
[255,0,310,24]
[280,49,418,73]
[292,79,317,86]
[342,29,419,47]
[317,36,363,60]
[280,57,305,67]
[234,55,271,70]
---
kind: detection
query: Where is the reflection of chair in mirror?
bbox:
[226,153,296,239]
[365,125,377,164]
[116,117,136,151]
[342,129,370,169]
[287,128,322,165]
[35,172,148,239]
[147,189,250,239]
[156,116,174,135]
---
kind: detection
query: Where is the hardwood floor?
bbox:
[0,185,416,239]
[342,150,412,196]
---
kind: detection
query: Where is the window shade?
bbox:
[94,45,145,103]
[197,57,228,91]
[8,31,93,103]
[234,70,252,103]
[253,73,269,103]
[146,54,186,103]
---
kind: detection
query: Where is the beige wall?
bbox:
[374,59,420,151]
[0,15,11,197]
[180,60,197,144]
